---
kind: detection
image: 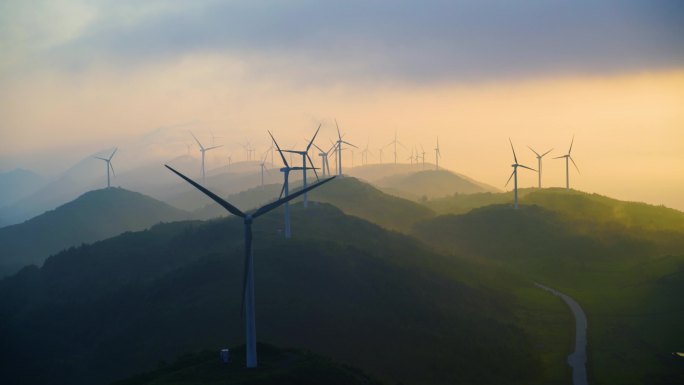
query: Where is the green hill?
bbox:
[0,187,189,276]
[412,202,684,385]
[428,187,684,231]
[375,169,499,201]
[193,177,435,232]
[112,343,384,385]
[0,204,541,385]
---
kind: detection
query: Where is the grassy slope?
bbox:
[0,187,189,276]
[412,197,684,385]
[0,204,540,385]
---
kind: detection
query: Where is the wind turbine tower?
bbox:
[191,132,222,183]
[95,148,117,188]
[554,136,580,189]
[165,165,334,370]
[506,139,536,209]
[528,146,553,188]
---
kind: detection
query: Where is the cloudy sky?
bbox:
[1,1,683,208]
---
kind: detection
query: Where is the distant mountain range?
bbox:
[0,169,45,210]
[0,187,188,276]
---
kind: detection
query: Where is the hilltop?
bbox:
[0,187,189,276]
[192,177,435,232]
[374,169,499,200]
[112,344,384,385]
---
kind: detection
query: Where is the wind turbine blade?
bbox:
[306,154,319,181]
[190,132,204,150]
[94,157,108,161]
[518,164,537,171]
[553,155,567,159]
[509,138,518,163]
[281,150,302,154]
[109,148,118,160]
[252,176,336,219]
[342,140,358,148]
[165,165,245,218]
[568,135,575,154]
[527,146,540,157]
[541,148,554,157]
[335,119,342,140]
[205,145,223,151]
[505,170,515,187]
[109,162,116,177]
[313,143,325,153]
[570,156,580,173]
[278,179,287,199]
[306,124,321,151]
[268,131,289,168]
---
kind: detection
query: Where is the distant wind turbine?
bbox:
[258,152,270,188]
[506,139,536,209]
[528,146,553,188]
[282,124,321,208]
[334,119,357,176]
[95,148,117,188]
[420,145,426,169]
[385,130,407,164]
[191,132,223,183]
[554,135,580,189]
[165,164,335,370]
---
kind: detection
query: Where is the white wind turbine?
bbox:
[95,148,117,188]
[506,138,536,209]
[554,135,580,189]
[528,146,553,188]
[191,132,223,183]
[281,124,321,208]
[165,165,334,370]
[334,119,357,176]
[269,131,318,238]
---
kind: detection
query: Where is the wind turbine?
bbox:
[281,124,321,208]
[554,136,580,189]
[420,145,426,169]
[528,146,553,188]
[334,119,357,176]
[165,164,334,370]
[268,131,318,238]
[407,148,415,165]
[506,139,536,209]
[434,137,441,170]
[191,132,222,183]
[95,148,117,188]
[258,152,270,188]
[314,142,335,177]
[385,130,406,164]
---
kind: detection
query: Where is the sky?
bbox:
[1,0,683,209]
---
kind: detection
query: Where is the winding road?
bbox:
[535,283,588,385]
